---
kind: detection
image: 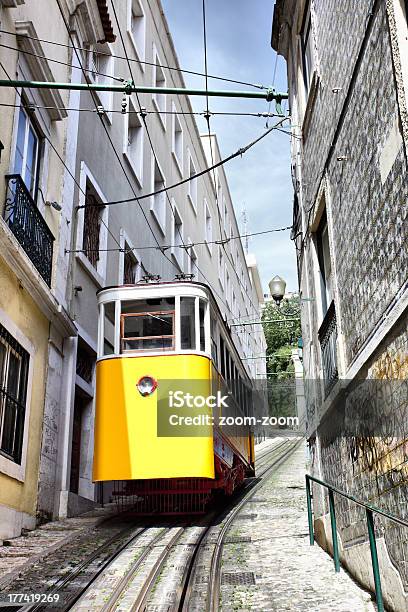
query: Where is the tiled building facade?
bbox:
[272,1,408,608]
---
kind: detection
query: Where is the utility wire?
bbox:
[0,60,123,259]
[0,27,267,91]
[55,0,170,279]
[3,104,283,119]
[77,119,287,208]
[0,41,124,82]
[0,100,283,118]
[64,224,293,254]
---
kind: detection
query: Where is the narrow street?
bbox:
[0,0,406,609]
[0,439,377,611]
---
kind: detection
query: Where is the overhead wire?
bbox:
[77,119,287,208]
[108,0,243,322]
[0,60,124,261]
[65,224,293,254]
[199,0,271,330]
[2,6,281,362]
[54,0,173,279]
[0,40,125,82]
[0,27,267,90]
[0,100,284,118]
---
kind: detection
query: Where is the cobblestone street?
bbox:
[219,442,377,611]
[0,440,380,610]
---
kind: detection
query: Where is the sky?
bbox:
[161,0,297,293]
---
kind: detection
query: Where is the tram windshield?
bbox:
[121,298,175,352]
[98,293,209,356]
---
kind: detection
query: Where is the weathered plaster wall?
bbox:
[0,260,49,536]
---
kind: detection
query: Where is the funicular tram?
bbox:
[93,281,255,514]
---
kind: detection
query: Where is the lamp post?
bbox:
[269,275,286,307]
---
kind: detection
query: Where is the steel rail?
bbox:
[206,438,302,612]
[99,528,169,612]
[176,438,302,612]
[24,525,147,612]
[129,528,186,612]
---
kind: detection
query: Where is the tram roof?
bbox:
[97,281,256,383]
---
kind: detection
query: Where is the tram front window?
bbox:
[121,298,175,352]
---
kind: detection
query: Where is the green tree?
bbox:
[262,298,301,420]
[262,298,301,381]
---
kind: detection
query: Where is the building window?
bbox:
[150,157,166,234]
[13,103,41,199]
[172,104,183,175]
[225,267,231,306]
[0,323,29,465]
[82,180,104,269]
[76,342,95,384]
[187,151,197,212]
[88,43,114,120]
[187,243,198,279]
[315,210,333,316]
[300,1,314,94]
[152,46,166,128]
[123,248,140,284]
[218,246,224,287]
[223,197,228,234]
[123,97,143,186]
[128,0,145,64]
[171,200,184,269]
[204,199,212,253]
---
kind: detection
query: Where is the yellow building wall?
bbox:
[0,259,49,519]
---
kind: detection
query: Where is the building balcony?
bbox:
[4,175,54,287]
[318,300,338,397]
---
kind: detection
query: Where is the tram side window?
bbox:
[199,299,206,352]
[104,302,115,355]
[220,336,225,378]
[180,297,196,349]
[210,316,218,365]
[121,298,175,352]
[226,350,231,388]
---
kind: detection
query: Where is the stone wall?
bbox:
[287,0,408,596]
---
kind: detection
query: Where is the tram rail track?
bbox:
[22,438,301,612]
[177,437,302,612]
[20,523,147,612]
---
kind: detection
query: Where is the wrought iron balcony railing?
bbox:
[4,174,54,286]
[318,300,338,397]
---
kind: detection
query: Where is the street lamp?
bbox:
[269,275,286,306]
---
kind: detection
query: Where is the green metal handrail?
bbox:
[306,473,408,612]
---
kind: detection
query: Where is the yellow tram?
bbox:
[93,281,255,514]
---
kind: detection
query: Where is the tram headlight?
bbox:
[137,375,157,396]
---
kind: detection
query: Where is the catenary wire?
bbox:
[109,0,269,333]
[76,119,288,208]
[64,224,293,253]
[0,27,267,90]
[0,60,124,260]
[0,100,284,118]
[54,0,176,280]
[199,0,269,328]
[109,0,245,323]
